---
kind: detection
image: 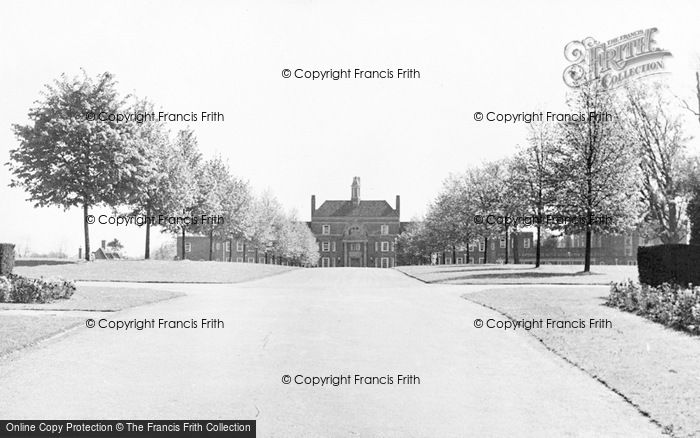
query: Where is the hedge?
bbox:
[0,243,14,276]
[637,244,700,288]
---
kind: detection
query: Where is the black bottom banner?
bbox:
[0,421,256,437]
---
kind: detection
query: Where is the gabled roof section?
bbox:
[314,200,398,218]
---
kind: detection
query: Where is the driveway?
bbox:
[0,268,661,437]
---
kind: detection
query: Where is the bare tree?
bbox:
[625,82,691,244]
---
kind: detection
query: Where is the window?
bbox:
[469,243,475,251]
[247,257,255,263]
[469,257,474,264]
[557,238,566,248]
[625,235,633,246]
[322,224,330,235]
[322,257,330,267]
[185,242,192,253]
[380,224,389,235]
[331,241,336,252]
[446,258,452,264]
[259,257,265,263]
[491,242,495,250]
[625,247,633,257]
[236,257,243,263]
[381,241,389,252]
[322,241,330,252]
[236,242,244,252]
[390,242,395,252]
[216,242,221,250]
[478,242,485,252]
[457,257,463,264]
[350,243,361,251]
[523,238,530,249]
[381,257,389,268]
[375,242,378,251]
[478,257,484,264]
[225,241,231,252]
[499,238,506,248]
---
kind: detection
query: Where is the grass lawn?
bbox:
[13,259,296,283]
[464,286,700,437]
[0,285,185,358]
[397,264,638,285]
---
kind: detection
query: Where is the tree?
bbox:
[511,120,557,267]
[396,220,432,265]
[550,82,642,272]
[123,98,168,259]
[8,71,149,261]
[106,238,124,254]
[159,129,201,259]
[194,156,251,261]
[625,82,691,244]
[467,165,501,264]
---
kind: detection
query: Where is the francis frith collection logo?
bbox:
[563,28,672,89]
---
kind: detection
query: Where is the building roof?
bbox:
[314,200,398,218]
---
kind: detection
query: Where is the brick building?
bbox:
[310,177,401,268]
[435,230,645,266]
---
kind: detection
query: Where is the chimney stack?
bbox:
[101,240,106,250]
[311,195,316,219]
[396,195,401,217]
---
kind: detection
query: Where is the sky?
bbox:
[1,0,699,257]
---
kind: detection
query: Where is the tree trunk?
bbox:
[584,227,592,272]
[466,242,470,264]
[483,236,488,264]
[208,227,214,261]
[452,245,456,264]
[181,227,186,261]
[144,204,151,260]
[535,224,541,268]
[513,231,520,264]
[83,203,91,261]
[243,242,247,262]
[504,225,509,264]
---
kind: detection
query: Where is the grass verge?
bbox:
[464,286,700,437]
[397,264,637,285]
[0,286,185,357]
[14,260,296,283]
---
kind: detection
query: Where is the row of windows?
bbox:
[320,257,394,268]
[184,241,247,253]
[321,224,391,235]
[320,241,394,252]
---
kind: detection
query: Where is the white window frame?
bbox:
[381,257,389,268]
[478,257,484,264]
[380,224,389,235]
[331,241,336,252]
[523,238,530,249]
[322,241,330,252]
[236,242,244,252]
[457,257,463,264]
[478,242,485,252]
[236,257,243,263]
[225,241,231,252]
[185,242,192,253]
[625,247,633,256]
[322,224,330,235]
[381,241,389,252]
[247,257,255,263]
[216,242,221,250]
[322,257,330,267]
[499,238,506,248]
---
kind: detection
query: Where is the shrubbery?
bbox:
[607,280,700,335]
[0,274,76,304]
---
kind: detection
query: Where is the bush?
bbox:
[637,244,700,288]
[607,280,700,334]
[0,243,15,276]
[0,274,76,304]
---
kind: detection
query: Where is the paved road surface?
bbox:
[0,269,661,437]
